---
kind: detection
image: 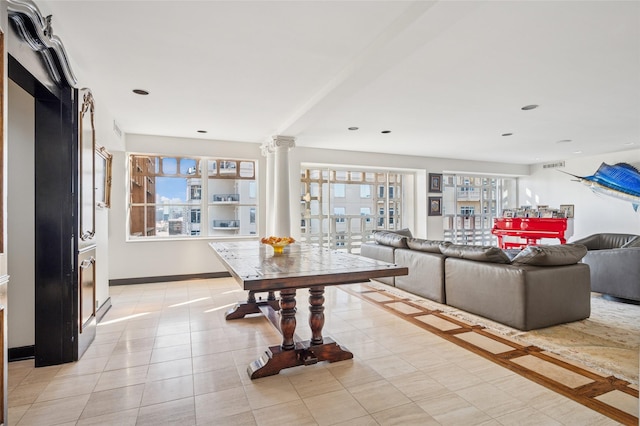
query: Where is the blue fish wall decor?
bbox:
[562,162,640,212]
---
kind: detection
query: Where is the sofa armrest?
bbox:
[360,243,396,286]
[572,233,640,250]
[582,247,640,300]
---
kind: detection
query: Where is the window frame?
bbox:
[127,153,258,241]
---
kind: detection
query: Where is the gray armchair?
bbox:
[570,233,640,302]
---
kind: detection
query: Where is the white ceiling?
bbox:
[36,0,640,165]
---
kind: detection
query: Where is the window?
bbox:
[360,207,371,222]
[442,173,516,245]
[129,154,257,239]
[300,167,405,253]
[190,184,202,200]
[460,206,475,216]
[190,209,201,223]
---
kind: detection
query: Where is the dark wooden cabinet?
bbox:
[8,3,96,366]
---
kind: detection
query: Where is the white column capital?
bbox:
[270,135,296,151]
[260,142,273,157]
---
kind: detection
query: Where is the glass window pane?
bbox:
[208,160,217,176]
[220,160,237,176]
[156,177,187,203]
[180,158,197,175]
[161,157,178,175]
[239,161,254,178]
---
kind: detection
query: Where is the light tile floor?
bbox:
[7,278,623,425]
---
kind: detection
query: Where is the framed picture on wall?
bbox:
[429,173,442,193]
[428,196,442,216]
[560,204,574,218]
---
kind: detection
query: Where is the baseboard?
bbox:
[9,345,35,362]
[96,297,112,322]
[109,271,231,286]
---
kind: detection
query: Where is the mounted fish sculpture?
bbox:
[562,162,640,212]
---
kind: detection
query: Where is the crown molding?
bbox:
[8,0,78,87]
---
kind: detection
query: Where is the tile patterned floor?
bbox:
[7,278,635,425]
[342,283,639,425]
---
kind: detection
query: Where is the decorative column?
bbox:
[269,135,295,237]
[261,143,275,236]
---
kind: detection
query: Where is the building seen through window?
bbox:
[129,155,257,239]
[300,167,406,253]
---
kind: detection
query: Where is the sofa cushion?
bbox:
[373,230,409,248]
[393,228,413,237]
[503,248,523,261]
[440,244,511,264]
[621,236,640,248]
[511,244,587,266]
[407,238,450,253]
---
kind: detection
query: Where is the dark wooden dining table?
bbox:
[209,241,408,379]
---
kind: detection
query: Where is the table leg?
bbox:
[309,286,325,345]
[247,286,352,380]
[279,289,297,350]
[225,290,281,320]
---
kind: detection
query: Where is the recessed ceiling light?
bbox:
[556,139,572,143]
[521,104,538,110]
[133,89,149,95]
[348,127,359,131]
[501,133,513,137]
[572,150,582,154]
[197,130,207,133]
[623,142,635,146]
[381,130,391,134]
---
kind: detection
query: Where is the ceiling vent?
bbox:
[113,120,123,139]
[542,161,565,169]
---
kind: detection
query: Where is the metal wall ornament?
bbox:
[7,0,78,87]
[79,88,96,240]
[96,145,113,208]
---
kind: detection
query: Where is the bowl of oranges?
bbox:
[260,236,295,254]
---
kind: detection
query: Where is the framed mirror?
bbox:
[95,145,112,208]
[79,88,95,240]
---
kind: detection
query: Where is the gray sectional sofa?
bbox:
[570,233,640,302]
[361,231,591,331]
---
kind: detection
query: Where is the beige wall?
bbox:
[109,135,530,280]
[7,79,35,347]
[519,149,640,241]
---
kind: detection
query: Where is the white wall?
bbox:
[519,150,640,241]
[109,137,530,280]
[108,134,265,280]
[7,80,35,347]
[90,88,122,310]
